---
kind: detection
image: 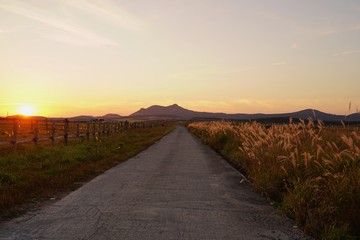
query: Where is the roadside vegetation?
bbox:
[188,120,360,239]
[0,124,175,220]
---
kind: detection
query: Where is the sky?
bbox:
[1,0,360,117]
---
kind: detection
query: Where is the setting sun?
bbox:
[17,105,36,116]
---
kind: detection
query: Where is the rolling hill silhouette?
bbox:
[68,114,122,121]
[130,104,360,122]
[11,105,358,122]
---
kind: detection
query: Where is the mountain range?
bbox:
[130,104,360,122]
[7,104,359,122]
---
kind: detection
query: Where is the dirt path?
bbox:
[0,126,310,239]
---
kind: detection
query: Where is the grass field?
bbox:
[188,120,360,240]
[0,123,175,220]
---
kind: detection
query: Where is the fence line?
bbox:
[0,118,160,147]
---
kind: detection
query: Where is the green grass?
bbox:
[0,124,175,220]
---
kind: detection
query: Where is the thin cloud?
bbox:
[45,34,115,47]
[0,0,118,46]
[69,0,144,32]
[258,10,360,38]
[333,50,360,57]
[317,24,360,36]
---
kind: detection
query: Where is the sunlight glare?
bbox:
[17,105,36,116]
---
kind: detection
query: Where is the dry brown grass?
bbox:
[188,120,360,239]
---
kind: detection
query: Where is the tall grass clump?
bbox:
[188,120,360,239]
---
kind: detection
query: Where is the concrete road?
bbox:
[0,126,310,240]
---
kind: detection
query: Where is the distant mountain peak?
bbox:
[129,104,360,122]
[130,104,195,118]
[167,104,186,110]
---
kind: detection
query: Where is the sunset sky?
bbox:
[1,0,360,117]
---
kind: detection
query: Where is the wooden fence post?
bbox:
[51,121,55,145]
[86,122,90,141]
[45,119,48,131]
[76,123,80,139]
[92,122,96,141]
[64,119,69,145]
[11,118,18,147]
[33,121,39,144]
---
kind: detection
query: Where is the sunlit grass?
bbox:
[0,124,175,219]
[188,120,360,239]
